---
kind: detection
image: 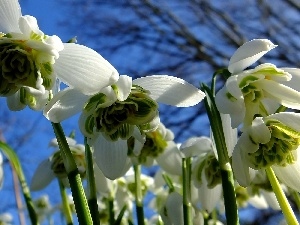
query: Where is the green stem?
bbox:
[85,138,100,225]
[108,197,115,225]
[201,83,239,225]
[265,167,299,225]
[0,142,39,225]
[182,157,193,225]
[134,164,145,225]
[51,123,92,225]
[58,179,73,225]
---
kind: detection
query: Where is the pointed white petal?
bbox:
[156,141,182,176]
[54,43,119,95]
[30,159,55,191]
[43,88,89,123]
[272,159,300,192]
[180,136,213,158]
[18,16,42,37]
[229,39,277,74]
[133,75,205,107]
[93,136,129,180]
[0,0,21,33]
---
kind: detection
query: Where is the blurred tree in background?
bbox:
[60,0,300,142]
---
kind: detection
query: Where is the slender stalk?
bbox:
[51,123,92,225]
[10,162,26,225]
[201,84,239,225]
[58,179,73,225]
[265,167,299,225]
[108,197,115,225]
[133,164,145,225]
[85,138,100,225]
[182,157,193,225]
[0,142,38,225]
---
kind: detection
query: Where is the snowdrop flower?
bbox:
[215,39,300,128]
[45,74,205,179]
[129,122,175,166]
[30,137,86,190]
[33,195,54,223]
[232,112,300,190]
[0,0,118,110]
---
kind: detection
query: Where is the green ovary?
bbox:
[248,121,300,169]
[91,85,159,141]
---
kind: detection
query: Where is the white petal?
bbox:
[249,117,271,144]
[93,135,129,180]
[30,159,55,191]
[220,113,237,157]
[93,164,112,194]
[232,132,258,187]
[266,112,300,132]
[115,75,132,101]
[281,68,300,92]
[133,75,205,107]
[44,88,89,123]
[229,39,277,74]
[18,16,42,37]
[248,194,268,209]
[165,192,184,225]
[6,91,26,111]
[258,79,300,110]
[215,85,245,128]
[180,136,213,158]
[272,159,300,192]
[198,180,222,213]
[0,0,21,33]
[156,141,182,176]
[54,43,119,95]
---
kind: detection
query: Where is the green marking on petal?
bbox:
[239,75,260,89]
[248,119,300,169]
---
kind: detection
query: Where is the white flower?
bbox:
[0,0,118,110]
[215,39,300,128]
[232,112,300,191]
[30,137,86,190]
[0,213,13,225]
[44,74,205,179]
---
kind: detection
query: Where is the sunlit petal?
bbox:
[54,43,119,95]
[0,0,21,33]
[266,112,300,132]
[44,88,89,123]
[229,39,277,74]
[180,136,212,158]
[93,135,129,180]
[165,192,184,225]
[133,75,205,107]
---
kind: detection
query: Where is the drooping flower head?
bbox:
[232,112,300,189]
[45,74,205,179]
[216,39,300,128]
[30,137,86,191]
[1,0,118,110]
